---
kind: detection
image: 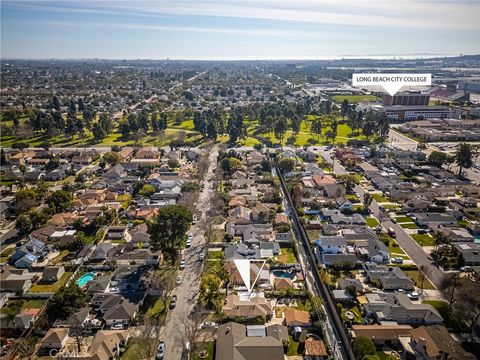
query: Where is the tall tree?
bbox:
[52,95,61,111]
[274,117,288,144]
[455,142,474,177]
[147,205,193,260]
[340,99,350,119]
[46,285,89,323]
[311,117,322,139]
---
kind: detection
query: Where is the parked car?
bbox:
[418,229,428,234]
[156,341,165,360]
[407,292,420,300]
[461,266,473,273]
[111,323,124,330]
[179,259,186,270]
[391,257,403,264]
[387,227,396,238]
[169,295,177,309]
[176,275,182,285]
[201,321,217,329]
[198,253,205,261]
[186,239,192,248]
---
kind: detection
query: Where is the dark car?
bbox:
[169,295,177,309]
[156,341,165,360]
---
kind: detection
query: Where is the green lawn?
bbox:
[411,234,433,246]
[388,242,406,255]
[341,305,362,323]
[254,122,363,147]
[207,250,224,261]
[29,272,72,293]
[192,342,215,360]
[405,270,435,290]
[287,336,302,356]
[0,247,15,262]
[144,296,166,318]
[376,351,397,360]
[120,338,159,360]
[400,223,419,229]
[276,248,297,264]
[395,216,414,223]
[372,193,390,203]
[365,216,379,228]
[346,194,360,203]
[23,299,45,309]
[332,94,380,104]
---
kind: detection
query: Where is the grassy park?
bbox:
[331,94,380,104]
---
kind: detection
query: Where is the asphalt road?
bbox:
[159,145,218,360]
[388,129,418,151]
[354,183,445,288]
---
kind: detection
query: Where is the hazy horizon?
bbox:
[2,1,479,60]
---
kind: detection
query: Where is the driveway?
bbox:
[159,145,218,360]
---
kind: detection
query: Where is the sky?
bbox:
[1,0,479,60]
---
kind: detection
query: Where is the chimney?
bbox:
[418,337,427,350]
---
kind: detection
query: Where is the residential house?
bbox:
[400,325,476,360]
[363,263,414,291]
[363,293,443,325]
[41,266,65,283]
[283,308,311,328]
[215,322,286,360]
[39,328,69,351]
[223,294,273,320]
[352,324,413,346]
[453,242,480,265]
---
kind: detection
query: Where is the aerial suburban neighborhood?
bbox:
[1,1,480,360]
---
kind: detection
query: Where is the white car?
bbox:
[176,275,182,285]
[408,292,420,300]
[201,321,218,329]
[186,239,192,248]
[179,260,186,270]
[391,257,404,264]
[188,233,193,239]
[111,323,124,330]
[198,253,205,261]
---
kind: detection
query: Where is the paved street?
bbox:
[388,128,418,151]
[159,145,218,360]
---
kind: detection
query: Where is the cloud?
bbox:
[5,0,479,30]
[36,20,342,38]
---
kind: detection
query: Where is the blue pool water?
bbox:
[475,236,480,244]
[273,270,294,279]
[76,272,96,287]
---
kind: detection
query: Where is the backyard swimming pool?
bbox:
[273,270,295,279]
[76,272,96,287]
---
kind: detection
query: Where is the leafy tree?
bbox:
[199,274,223,311]
[15,214,33,235]
[181,182,200,192]
[311,117,322,138]
[92,122,106,141]
[78,98,85,112]
[15,189,37,214]
[46,190,73,213]
[352,337,376,360]
[83,107,96,130]
[138,184,156,197]
[103,152,120,165]
[0,148,7,166]
[362,110,376,141]
[168,159,180,169]
[11,141,30,150]
[341,99,350,119]
[274,117,288,144]
[278,158,295,173]
[455,142,474,176]
[147,205,193,260]
[52,95,61,111]
[375,112,389,143]
[428,151,449,168]
[206,120,218,140]
[221,157,242,174]
[46,284,89,323]
[324,130,336,144]
[99,113,113,133]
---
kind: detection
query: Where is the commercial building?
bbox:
[382,92,430,106]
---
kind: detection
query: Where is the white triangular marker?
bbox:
[234,259,251,292]
[382,83,404,96]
